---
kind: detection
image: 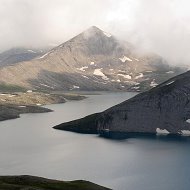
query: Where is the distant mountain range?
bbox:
[0,47,46,67]
[0,26,187,92]
[54,70,190,136]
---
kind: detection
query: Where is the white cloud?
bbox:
[0,0,190,65]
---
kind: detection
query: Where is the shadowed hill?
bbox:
[0,175,111,190]
[54,70,190,136]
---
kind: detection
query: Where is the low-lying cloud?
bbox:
[0,0,190,65]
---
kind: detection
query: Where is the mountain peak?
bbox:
[86,26,103,32]
[82,26,112,39]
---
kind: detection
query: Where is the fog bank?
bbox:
[0,0,190,65]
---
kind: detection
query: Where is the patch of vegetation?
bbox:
[0,83,26,92]
[0,175,111,190]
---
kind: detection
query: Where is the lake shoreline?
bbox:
[0,91,86,122]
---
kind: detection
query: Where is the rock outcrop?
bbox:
[54,71,190,136]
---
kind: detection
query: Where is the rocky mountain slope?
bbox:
[0,175,110,190]
[0,26,186,92]
[54,70,190,136]
[0,48,46,67]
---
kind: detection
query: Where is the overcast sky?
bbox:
[0,0,190,65]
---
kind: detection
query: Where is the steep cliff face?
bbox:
[54,71,190,136]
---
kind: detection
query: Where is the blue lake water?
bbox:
[0,92,190,190]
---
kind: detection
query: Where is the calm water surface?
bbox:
[0,92,190,190]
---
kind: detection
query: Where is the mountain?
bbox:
[54,70,190,136]
[0,47,46,67]
[0,26,186,92]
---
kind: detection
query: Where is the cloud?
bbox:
[0,0,118,49]
[127,0,190,65]
[0,0,190,65]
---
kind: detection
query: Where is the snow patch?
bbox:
[19,106,26,108]
[150,80,158,87]
[90,62,95,65]
[146,71,153,73]
[40,83,54,89]
[37,51,53,59]
[103,32,112,37]
[117,74,131,79]
[134,58,139,61]
[156,128,170,135]
[8,95,16,98]
[166,71,174,74]
[73,85,80,89]
[132,86,140,89]
[93,69,109,80]
[27,49,36,53]
[119,56,132,62]
[180,130,190,136]
[0,99,6,102]
[77,66,88,72]
[118,70,125,73]
[27,90,33,93]
[166,81,175,85]
[135,73,144,79]
[82,75,89,79]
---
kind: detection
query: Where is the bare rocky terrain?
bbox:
[54,70,190,136]
[0,26,186,92]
